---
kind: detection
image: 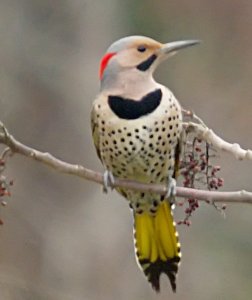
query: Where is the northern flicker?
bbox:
[91,36,199,292]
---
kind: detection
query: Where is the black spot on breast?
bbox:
[136,54,157,71]
[153,200,158,207]
[108,89,162,120]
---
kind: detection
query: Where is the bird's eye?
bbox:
[137,45,146,53]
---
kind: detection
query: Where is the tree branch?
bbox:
[182,109,252,160]
[0,120,252,205]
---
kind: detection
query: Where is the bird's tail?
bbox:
[134,201,181,292]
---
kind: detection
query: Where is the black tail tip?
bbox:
[149,273,176,293]
[140,257,180,293]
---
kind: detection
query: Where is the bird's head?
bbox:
[99,36,200,86]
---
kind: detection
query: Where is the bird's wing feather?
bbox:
[91,105,102,161]
[173,132,183,179]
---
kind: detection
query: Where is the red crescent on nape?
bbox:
[99,52,116,79]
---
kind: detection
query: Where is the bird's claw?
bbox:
[103,170,115,193]
[165,176,177,205]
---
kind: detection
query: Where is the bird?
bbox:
[91,35,199,292]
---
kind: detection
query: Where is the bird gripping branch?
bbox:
[91,35,200,292]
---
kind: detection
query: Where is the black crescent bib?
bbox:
[108,89,162,120]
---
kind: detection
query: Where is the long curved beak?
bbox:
[160,40,201,55]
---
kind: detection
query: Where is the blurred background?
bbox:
[0,0,252,299]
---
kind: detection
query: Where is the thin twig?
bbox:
[184,122,252,160]
[182,109,252,160]
[182,108,207,127]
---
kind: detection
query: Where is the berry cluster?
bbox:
[0,157,13,225]
[178,136,225,225]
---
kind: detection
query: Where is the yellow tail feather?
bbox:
[134,201,181,292]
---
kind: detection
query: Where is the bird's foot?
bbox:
[103,170,115,193]
[165,175,177,205]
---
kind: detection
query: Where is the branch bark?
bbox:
[182,109,252,160]
[0,120,252,205]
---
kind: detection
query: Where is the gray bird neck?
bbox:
[100,68,160,99]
